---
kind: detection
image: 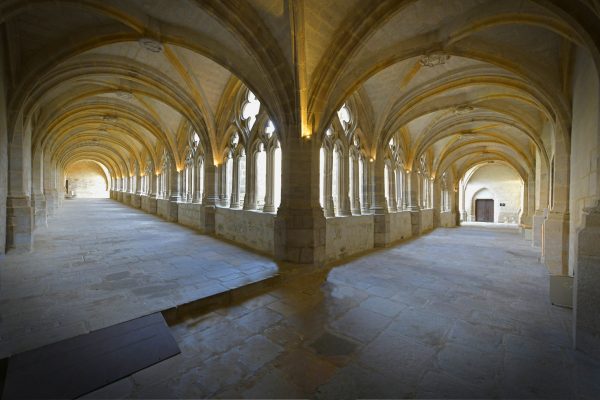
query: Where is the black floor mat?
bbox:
[2,313,180,399]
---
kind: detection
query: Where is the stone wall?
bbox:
[64,161,109,198]
[420,209,434,233]
[141,196,157,214]
[325,215,374,261]
[570,48,600,273]
[439,212,456,228]
[465,164,523,223]
[157,199,174,221]
[178,202,205,231]
[216,208,275,255]
[570,48,600,357]
[389,211,412,242]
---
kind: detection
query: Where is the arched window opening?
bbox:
[242,91,261,132]
[184,151,194,202]
[255,145,267,209]
[192,132,200,148]
[225,155,233,202]
[337,104,350,129]
[319,147,326,208]
[358,156,365,207]
[197,157,204,203]
[159,153,170,199]
[396,167,404,210]
[384,163,391,209]
[332,146,341,215]
[274,144,282,209]
[239,153,246,207]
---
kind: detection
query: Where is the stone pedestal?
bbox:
[6,196,33,252]
[373,212,391,247]
[274,207,326,265]
[131,194,141,209]
[201,205,216,234]
[574,202,600,359]
[410,209,421,237]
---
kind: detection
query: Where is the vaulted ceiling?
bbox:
[2,0,599,184]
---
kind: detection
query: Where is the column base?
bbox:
[549,274,573,308]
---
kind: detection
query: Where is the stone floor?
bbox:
[0,198,278,358]
[83,224,600,399]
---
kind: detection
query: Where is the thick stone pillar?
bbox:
[406,171,421,236]
[574,201,600,359]
[200,162,219,233]
[7,117,34,252]
[162,164,180,221]
[372,156,391,247]
[274,135,326,264]
[31,149,47,227]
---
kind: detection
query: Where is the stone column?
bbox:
[372,156,391,246]
[274,134,326,265]
[351,156,361,215]
[361,160,371,214]
[230,156,240,208]
[199,162,219,233]
[43,156,59,216]
[323,148,335,217]
[263,149,275,212]
[406,171,421,236]
[7,117,34,252]
[432,178,441,228]
[574,201,600,359]
[162,163,180,222]
[388,167,397,212]
[338,149,352,216]
[193,160,202,203]
[31,149,47,227]
[243,153,257,210]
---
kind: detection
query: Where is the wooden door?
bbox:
[476,199,494,222]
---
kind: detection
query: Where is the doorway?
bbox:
[476,199,494,222]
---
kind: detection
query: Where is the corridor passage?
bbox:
[0,199,278,358]
[86,225,600,399]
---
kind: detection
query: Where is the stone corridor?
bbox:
[2,200,599,398]
[0,199,278,358]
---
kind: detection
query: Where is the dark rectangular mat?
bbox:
[2,313,180,399]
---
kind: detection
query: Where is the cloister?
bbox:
[0,0,599,398]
